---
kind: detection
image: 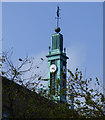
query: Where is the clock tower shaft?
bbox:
[46,27,69,103]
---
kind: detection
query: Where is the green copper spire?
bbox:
[51,32,63,52]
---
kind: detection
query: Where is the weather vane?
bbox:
[56,5,61,27]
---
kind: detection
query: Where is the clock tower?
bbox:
[46,6,69,103]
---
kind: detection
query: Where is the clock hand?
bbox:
[52,67,55,70]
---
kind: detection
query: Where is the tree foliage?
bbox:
[66,68,104,118]
[1,50,45,90]
[41,68,105,118]
[1,50,105,119]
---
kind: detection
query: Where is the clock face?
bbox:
[50,64,57,73]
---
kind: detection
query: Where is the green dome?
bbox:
[55,27,60,33]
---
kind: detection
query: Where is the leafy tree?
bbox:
[1,50,45,119]
[60,68,105,118]
[1,50,105,119]
[42,68,105,119]
[1,50,45,89]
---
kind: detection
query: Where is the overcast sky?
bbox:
[2,2,103,89]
